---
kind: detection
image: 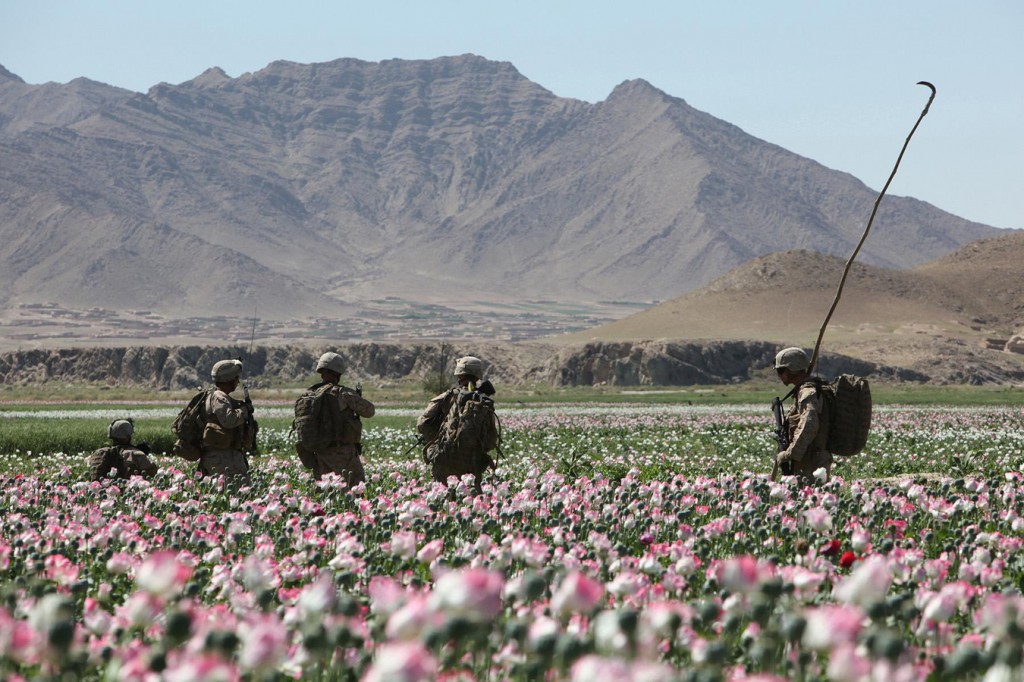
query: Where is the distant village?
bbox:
[0,299,650,349]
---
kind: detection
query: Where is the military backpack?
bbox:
[292,382,361,452]
[88,446,129,481]
[428,388,502,474]
[171,389,210,462]
[813,374,872,456]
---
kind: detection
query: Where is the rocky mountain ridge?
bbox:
[0,55,999,324]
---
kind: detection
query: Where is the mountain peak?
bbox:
[189,66,231,88]
[607,78,675,102]
[0,64,26,84]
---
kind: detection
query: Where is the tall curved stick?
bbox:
[808,82,937,373]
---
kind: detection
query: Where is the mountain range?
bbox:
[0,55,1002,327]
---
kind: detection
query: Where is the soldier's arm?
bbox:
[416,392,449,435]
[129,451,160,477]
[209,391,248,429]
[340,390,375,418]
[783,386,822,462]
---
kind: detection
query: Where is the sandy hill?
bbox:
[562,230,1024,374]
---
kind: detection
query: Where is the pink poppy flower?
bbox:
[570,655,631,682]
[802,507,833,533]
[826,642,872,682]
[362,641,437,682]
[44,554,79,586]
[551,571,605,617]
[238,614,289,672]
[430,568,504,622]
[388,531,419,559]
[608,571,643,597]
[136,551,192,598]
[164,653,241,682]
[386,595,442,641]
[715,555,763,594]
[106,552,136,575]
[297,573,337,616]
[834,555,891,607]
[850,526,871,553]
[802,605,864,650]
[368,576,408,618]
[416,539,444,565]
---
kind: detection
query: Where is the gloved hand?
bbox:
[775,450,791,466]
[244,399,254,415]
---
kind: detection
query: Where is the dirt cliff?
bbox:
[0,340,977,390]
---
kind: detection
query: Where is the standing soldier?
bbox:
[87,418,158,481]
[293,352,375,486]
[773,347,832,484]
[200,359,256,485]
[417,355,500,491]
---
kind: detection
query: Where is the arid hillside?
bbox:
[560,230,1024,383]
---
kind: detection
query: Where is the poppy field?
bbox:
[2,402,1024,681]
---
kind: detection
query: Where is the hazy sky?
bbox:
[2,1,1021,230]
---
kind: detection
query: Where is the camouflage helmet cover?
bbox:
[108,418,134,440]
[454,356,484,380]
[316,352,346,375]
[211,359,243,382]
[774,347,810,372]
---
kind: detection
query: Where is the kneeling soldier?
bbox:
[88,418,158,481]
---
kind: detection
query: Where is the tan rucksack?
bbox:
[291,382,361,451]
[814,375,872,456]
[171,389,209,462]
[88,446,128,480]
[428,389,501,474]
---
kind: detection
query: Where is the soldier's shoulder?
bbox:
[796,382,821,399]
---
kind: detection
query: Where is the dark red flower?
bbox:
[820,539,842,556]
[839,551,858,568]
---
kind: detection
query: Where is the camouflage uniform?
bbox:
[305,385,375,486]
[417,387,496,488]
[88,445,158,481]
[417,356,498,490]
[200,388,254,484]
[780,380,833,483]
[418,388,459,480]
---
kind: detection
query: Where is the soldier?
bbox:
[417,355,500,491]
[200,359,256,485]
[294,352,375,486]
[773,347,833,484]
[87,418,158,481]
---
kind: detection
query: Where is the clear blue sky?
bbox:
[2,1,1021,229]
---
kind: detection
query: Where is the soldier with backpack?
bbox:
[87,418,158,482]
[773,347,833,484]
[198,359,256,485]
[293,352,375,486]
[417,355,501,492]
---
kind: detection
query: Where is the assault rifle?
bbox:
[770,395,793,481]
[402,435,427,459]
